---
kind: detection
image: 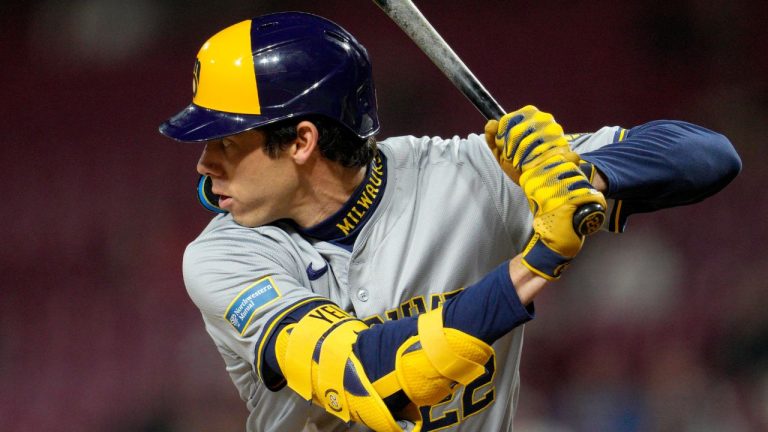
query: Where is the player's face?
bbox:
[197,129,299,227]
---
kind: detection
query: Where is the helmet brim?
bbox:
[159,103,268,142]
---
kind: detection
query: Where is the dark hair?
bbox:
[261,116,377,168]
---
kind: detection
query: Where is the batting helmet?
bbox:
[159,12,379,142]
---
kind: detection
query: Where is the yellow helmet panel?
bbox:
[193,20,261,115]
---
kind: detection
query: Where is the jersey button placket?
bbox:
[357,289,369,302]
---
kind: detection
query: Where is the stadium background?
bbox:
[1,0,766,430]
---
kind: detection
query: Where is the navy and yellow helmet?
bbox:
[159,12,379,142]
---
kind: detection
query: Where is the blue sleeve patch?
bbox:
[224,276,281,335]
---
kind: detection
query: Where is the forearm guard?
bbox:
[378,306,493,407]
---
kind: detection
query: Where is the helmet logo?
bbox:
[192,58,201,97]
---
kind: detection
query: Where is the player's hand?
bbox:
[520,154,607,280]
[484,105,580,184]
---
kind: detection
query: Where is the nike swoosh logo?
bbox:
[306,262,329,281]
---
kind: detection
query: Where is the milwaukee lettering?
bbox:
[335,154,385,236]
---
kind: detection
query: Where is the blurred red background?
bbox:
[1,1,766,431]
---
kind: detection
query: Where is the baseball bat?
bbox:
[371,0,605,236]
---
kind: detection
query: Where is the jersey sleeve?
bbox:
[182,217,329,389]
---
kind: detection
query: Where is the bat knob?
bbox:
[573,203,606,236]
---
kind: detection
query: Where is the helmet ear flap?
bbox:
[197,175,226,214]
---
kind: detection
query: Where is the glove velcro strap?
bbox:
[417,307,490,386]
[521,233,572,280]
[283,304,356,400]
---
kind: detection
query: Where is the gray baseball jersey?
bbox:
[183,127,623,431]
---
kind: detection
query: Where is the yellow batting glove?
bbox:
[520,154,607,280]
[484,105,580,184]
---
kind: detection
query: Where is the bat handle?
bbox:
[572,202,606,236]
[371,0,604,237]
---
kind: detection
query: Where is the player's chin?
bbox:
[230,209,274,228]
[231,213,257,228]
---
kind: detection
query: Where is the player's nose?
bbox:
[196,143,223,177]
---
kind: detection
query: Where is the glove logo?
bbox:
[325,389,343,412]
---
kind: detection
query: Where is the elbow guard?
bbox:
[274,304,493,431]
[275,303,402,431]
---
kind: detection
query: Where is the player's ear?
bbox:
[292,120,319,165]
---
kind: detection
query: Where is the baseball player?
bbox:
[159,12,741,432]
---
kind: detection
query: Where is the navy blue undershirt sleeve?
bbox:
[442,261,535,341]
[581,120,741,217]
[353,261,533,383]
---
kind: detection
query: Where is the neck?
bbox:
[294,152,386,242]
[291,161,366,228]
